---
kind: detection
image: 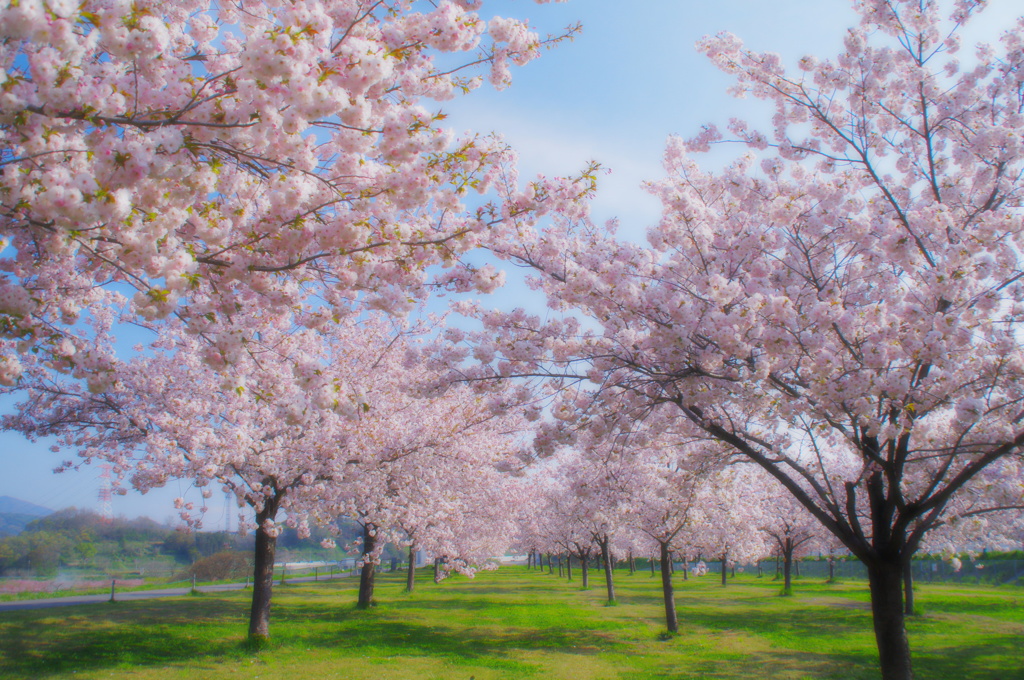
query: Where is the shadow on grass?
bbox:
[668,594,1024,680]
[0,596,251,678]
[0,591,623,679]
[911,637,1024,680]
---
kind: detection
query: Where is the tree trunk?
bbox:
[406,545,416,593]
[599,538,615,603]
[867,559,914,680]
[757,560,762,577]
[566,553,573,582]
[247,497,281,643]
[659,541,678,633]
[357,524,377,609]
[558,553,564,578]
[828,555,835,582]
[682,559,688,581]
[721,552,728,587]
[783,539,793,594]
[903,559,914,616]
[628,550,635,575]
[580,551,590,589]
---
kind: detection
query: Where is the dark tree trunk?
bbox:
[828,555,835,582]
[757,560,763,577]
[628,550,635,575]
[406,545,416,593]
[783,538,793,594]
[548,553,554,575]
[357,524,377,609]
[681,559,688,581]
[659,541,678,633]
[867,559,914,680]
[580,551,590,589]
[599,537,615,603]
[903,559,914,616]
[721,552,728,587]
[566,553,573,581]
[247,494,282,642]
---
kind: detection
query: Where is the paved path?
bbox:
[0,572,352,612]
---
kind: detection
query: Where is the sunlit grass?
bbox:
[1,567,1021,679]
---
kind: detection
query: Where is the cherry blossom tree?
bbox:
[0,0,595,385]
[3,309,531,639]
[5,311,369,640]
[759,486,820,595]
[311,372,531,608]
[446,2,1024,677]
[687,465,769,588]
[590,413,722,633]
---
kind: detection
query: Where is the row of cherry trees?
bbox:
[7,309,533,638]
[4,1,1024,678]
[428,2,1024,679]
[0,0,588,643]
[509,407,829,633]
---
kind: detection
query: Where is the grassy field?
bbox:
[0,566,1021,680]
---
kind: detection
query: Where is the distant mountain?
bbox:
[0,496,52,517]
[0,497,53,536]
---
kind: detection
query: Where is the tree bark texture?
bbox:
[247,493,282,642]
[783,538,793,594]
[406,545,416,593]
[660,541,678,633]
[357,524,377,609]
[599,537,615,603]
[867,559,914,680]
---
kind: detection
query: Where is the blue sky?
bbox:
[2,0,1019,524]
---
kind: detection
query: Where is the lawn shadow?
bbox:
[912,636,1024,680]
[0,596,251,679]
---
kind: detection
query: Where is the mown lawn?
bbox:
[1,566,1021,679]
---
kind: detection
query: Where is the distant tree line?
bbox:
[0,508,373,578]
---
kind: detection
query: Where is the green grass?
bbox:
[1,568,1022,679]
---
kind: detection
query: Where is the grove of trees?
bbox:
[3,1,1024,679]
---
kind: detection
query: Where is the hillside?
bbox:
[0,496,52,537]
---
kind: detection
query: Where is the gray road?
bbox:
[0,572,351,612]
